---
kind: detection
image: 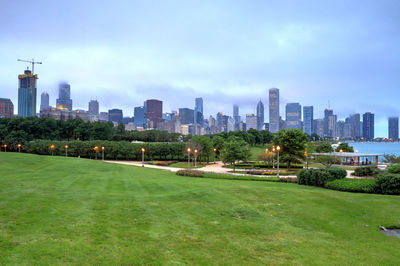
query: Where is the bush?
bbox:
[297,168,345,187]
[386,164,400,174]
[375,173,400,195]
[152,161,177,166]
[176,170,204,178]
[353,166,379,177]
[325,179,376,193]
[246,170,297,176]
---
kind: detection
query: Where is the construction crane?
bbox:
[17,58,42,74]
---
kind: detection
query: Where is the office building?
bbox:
[363,112,374,140]
[194,97,203,124]
[179,108,195,124]
[56,82,72,111]
[40,92,50,111]
[349,113,361,138]
[108,109,123,124]
[233,104,240,131]
[134,106,146,128]
[88,100,99,115]
[40,105,88,121]
[256,100,264,130]
[303,106,313,135]
[18,69,38,117]
[99,112,108,122]
[0,98,14,118]
[216,112,223,132]
[269,88,280,133]
[323,109,333,137]
[145,99,162,126]
[246,114,257,130]
[388,117,399,141]
[286,103,302,129]
[314,119,324,137]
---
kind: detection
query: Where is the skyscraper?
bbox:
[314,119,324,137]
[285,103,302,129]
[269,88,279,133]
[56,82,72,111]
[388,117,399,141]
[324,109,334,137]
[179,108,195,124]
[0,98,14,118]
[88,100,99,115]
[194,97,203,124]
[256,100,264,130]
[134,106,146,128]
[216,112,223,132]
[349,113,361,138]
[246,114,257,130]
[363,112,374,140]
[40,92,50,111]
[303,106,313,135]
[145,99,162,126]
[108,109,123,124]
[233,104,240,131]
[18,69,38,117]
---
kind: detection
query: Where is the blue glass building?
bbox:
[18,69,37,117]
[285,103,302,129]
[303,106,314,135]
[134,106,146,128]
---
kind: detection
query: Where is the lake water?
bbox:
[347,142,400,156]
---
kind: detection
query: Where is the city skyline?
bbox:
[1,1,400,136]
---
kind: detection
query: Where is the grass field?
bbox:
[1,153,399,265]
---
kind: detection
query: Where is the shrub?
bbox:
[325,179,376,193]
[386,164,400,174]
[246,170,297,176]
[152,161,177,166]
[353,166,379,177]
[297,168,345,187]
[375,173,400,195]
[176,170,204,178]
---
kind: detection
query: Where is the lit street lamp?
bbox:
[187,148,191,169]
[304,151,308,169]
[94,146,99,160]
[213,148,217,164]
[272,146,276,169]
[102,146,105,161]
[17,144,21,153]
[141,148,145,167]
[339,149,343,165]
[49,144,55,156]
[3,144,7,152]
[64,145,69,157]
[276,145,281,178]
[194,149,198,168]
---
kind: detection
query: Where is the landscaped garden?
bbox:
[0,152,399,264]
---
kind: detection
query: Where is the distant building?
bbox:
[122,117,134,124]
[179,108,194,124]
[349,113,361,138]
[145,99,162,126]
[286,103,301,129]
[246,114,257,130]
[99,112,108,122]
[40,105,88,121]
[233,104,240,131]
[0,98,14,118]
[328,114,337,138]
[388,117,399,141]
[108,109,123,124]
[256,100,264,130]
[134,106,146,128]
[40,92,50,111]
[363,112,374,140]
[314,119,324,137]
[18,69,38,117]
[269,88,280,133]
[56,82,72,111]
[303,106,313,135]
[323,109,333,137]
[88,100,99,115]
[194,97,203,124]
[216,112,223,132]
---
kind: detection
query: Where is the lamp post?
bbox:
[17,144,21,153]
[213,148,217,164]
[276,145,281,178]
[141,148,145,167]
[64,145,69,157]
[3,144,7,152]
[265,148,269,167]
[339,149,343,165]
[194,149,198,168]
[272,146,276,169]
[94,146,99,160]
[187,148,191,169]
[304,151,308,169]
[49,144,55,156]
[102,146,105,161]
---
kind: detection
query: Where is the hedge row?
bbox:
[176,170,204,177]
[325,179,376,193]
[297,168,347,187]
[353,166,380,177]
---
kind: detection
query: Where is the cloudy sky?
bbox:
[1,0,399,137]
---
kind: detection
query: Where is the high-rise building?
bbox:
[18,69,38,117]
[134,106,146,128]
[0,98,14,118]
[233,104,240,131]
[246,114,257,130]
[145,99,162,126]
[40,92,50,111]
[56,82,72,111]
[99,112,109,122]
[286,103,302,129]
[179,108,195,124]
[216,112,223,132]
[269,88,279,133]
[363,112,374,140]
[108,109,123,124]
[314,119,324,137]
[256,100,264,130]
[328,114,337,138]
[388,117,399,141]
[194,97,203,124]
[349,113,361,138]
[323,109,333,137]
[303,106,313,135]
[88,100,99,115]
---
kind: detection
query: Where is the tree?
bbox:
[315,142,334,153]
[258,152,274,167]
[272,129,309,169]
[313,155,341,167]
[335,143,354,152]
[220,137,251,171]
[212,135,224,154]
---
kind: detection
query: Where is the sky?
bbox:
[0,0,399,137]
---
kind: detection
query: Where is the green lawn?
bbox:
[1,153,399,265]
[250,145,266,161]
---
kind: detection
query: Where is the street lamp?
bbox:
[272,146,276,169]
[49,144,55,156]
[187,148,191,169]
[102,146,105,161]
[94,146,99,160]
[194,149,198,168]
[276,145,281,178]
[64,145,69,157]
[17,144,21,153]
[213,148,217,164]
[141,148,145,167]
[304,151,308,169]
[3,144,7,152]
[339,149,343,165]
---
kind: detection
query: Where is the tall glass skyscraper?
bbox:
[285,103,302,129]
[269,88,279,133]
[56,82,72,111]
[303,106,313,135]
[233,104,240,131]
[18,69,38,117]
[134,106,146,128]
[363,112,375,140]
[388,117,399,141]
[194,97,203,124]
[88,100,99,115]
[40,91,50,112]
[256,99,264,130]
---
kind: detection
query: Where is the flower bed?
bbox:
[176,170,204,178]
[152,161,178,166]
[246,170,297,176]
